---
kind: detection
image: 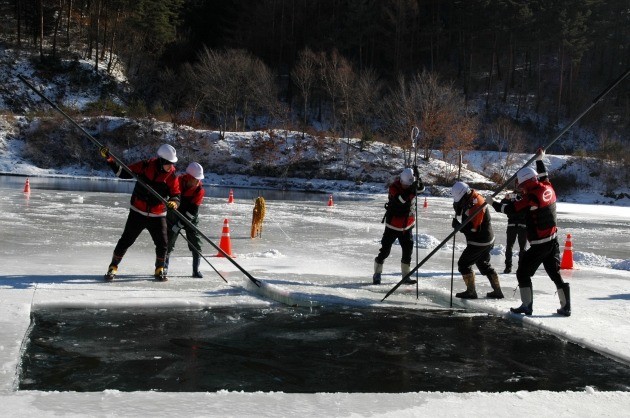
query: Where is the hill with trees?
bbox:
[0,0,628,194]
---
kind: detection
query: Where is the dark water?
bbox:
[0,174,352,201]
[19,307,630,393]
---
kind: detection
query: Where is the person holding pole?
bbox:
[373,166,424,285]
[165,162,206,278]
[451,182,503,299]
[100,144,181,282]
[500,182,528,273]
[491,148,571,316]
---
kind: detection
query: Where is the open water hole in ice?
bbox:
[19,307,630,393]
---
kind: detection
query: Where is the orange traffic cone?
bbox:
[327,195,334,206]
[23,178,30,193]
[423,197,428,208]
[216,218,234,257]
[228,189,234,204]
[560,233,573,270]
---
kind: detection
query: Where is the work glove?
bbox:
[452,218,461,229]
[536,147,545,161]
[99,146,110,158]
[167,200,178,210]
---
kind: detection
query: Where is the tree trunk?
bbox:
[556,42,565,125]
[535,42,541,114]
[52,0,62,59]
[16,0,22,47]
[567,61,574,118]
[94,0,101,71]
[485,32,497,110]
[502,32,514,103]
[66,0,72,47]
[38,0,44,61]
[107,10,119,73]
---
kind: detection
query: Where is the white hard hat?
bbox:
[451,181,470,202]
[157,144,178,163]
[517,167,537,185]
[400,168,415,186]
[186,162,204,180]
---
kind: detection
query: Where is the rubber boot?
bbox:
[456,272,478,299]
[154,258,167,282]
[104,265,118,282]
[557,283,571,317]
[192,252,203,278]
[511,286,533,315]
[154,266,168,282]
[164,253,170,276]
[104,253,123,282]
[400,262,417,285]
[373,258,383,284]
[486,272,504,299]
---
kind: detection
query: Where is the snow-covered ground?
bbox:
[1,176,629,416]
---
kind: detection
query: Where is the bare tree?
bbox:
[319,49,349,132]
[194,47,277,136]
[291,47,318,135]
[382,74,417,166]
[485,116,526,182]
[352,68,382,150]
[410,71,475,162]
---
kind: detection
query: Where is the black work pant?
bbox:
[376,227,414,265]
[113,210,168,267]
[167,212,202,255]
[505,225,527,267]
[458,243,496,276]
[516,238,565,289]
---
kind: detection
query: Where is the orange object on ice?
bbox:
[216,219,234,257]
[560,233,574,270]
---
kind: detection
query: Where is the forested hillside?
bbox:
[0,0,628,167]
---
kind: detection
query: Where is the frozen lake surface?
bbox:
[1,177,630,416]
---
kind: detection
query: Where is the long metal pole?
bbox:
[383,67,630,302]
[18,74,261,287]
[411,126,420,299]
[449,151,462,308]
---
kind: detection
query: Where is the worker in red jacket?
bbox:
[451,181,503,299]
[165,162,206,278]
[492,148,571,316]
[373,166,425,285]
[100,144,181,282]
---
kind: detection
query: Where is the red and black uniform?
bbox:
[455,190,496,276]
[106,157,180,269]
[376,176,424,265]
[493,160,565,289]
[167,173,205,255]
[500,192,527,270]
